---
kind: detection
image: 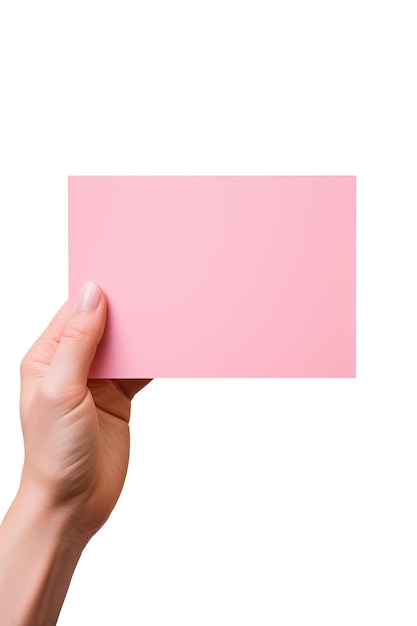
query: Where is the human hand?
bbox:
[19,282,152,541]
[0,282,151,624]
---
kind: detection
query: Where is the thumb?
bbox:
[46,282,107,397]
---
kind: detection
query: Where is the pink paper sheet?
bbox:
[68,176,355,378]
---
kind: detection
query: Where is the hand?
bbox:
[19,282,152,540]
[0,282,151,625]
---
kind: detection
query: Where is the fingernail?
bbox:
[77,282,101,311]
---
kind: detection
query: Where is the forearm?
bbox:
[0,484,86,626]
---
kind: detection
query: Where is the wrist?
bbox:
[15,481,91,550]
[17,468,99,548]
[0,484,88,625]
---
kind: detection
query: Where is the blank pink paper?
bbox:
[68,176,356,378]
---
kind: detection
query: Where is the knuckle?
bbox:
[61,317,91,343]
[34,378,87,413]
[35,380,65,408]
[20,354,30,377]
[20,351,37,380]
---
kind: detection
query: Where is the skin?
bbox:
[0,283,152,625]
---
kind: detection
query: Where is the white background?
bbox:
[0,1,416,624]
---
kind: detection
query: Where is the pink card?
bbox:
[68,176,355,378]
